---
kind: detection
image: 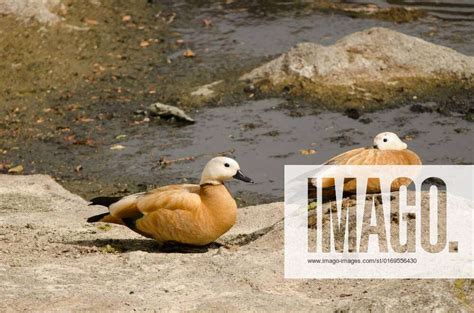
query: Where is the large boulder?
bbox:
[241,27,474,107]
[0,174,471,311]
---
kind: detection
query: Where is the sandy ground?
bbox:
[0,174,472,312]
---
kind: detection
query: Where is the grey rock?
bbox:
[148,102,195,123]
[190,80,223,98]
[241,27,474,86]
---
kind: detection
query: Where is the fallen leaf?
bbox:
[122,15,132,22]
[75,165,83,172]
[78,117,95,123]
[176,39,184,44]
[299,149,317,155]
[183,49,195,58]
[84,18,98,25]
[67,104,81,111]
[147,86,156,94]
[202,18,212,27]
[0,163,9,173]
[8,165,24,174]
[73,138,95,146]
[115,134,127,140]
[140,40,150,48]
[155,156,195,168]
[166,12,176,24]
[110,144,125,150]
[57,127,71,132]
[64,134,76,142]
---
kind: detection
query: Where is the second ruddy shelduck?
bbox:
[310,132,422,199]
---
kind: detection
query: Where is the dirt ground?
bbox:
[1,174,472,312]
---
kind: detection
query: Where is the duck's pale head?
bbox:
[373,132,407,150]
[200,157,254,185]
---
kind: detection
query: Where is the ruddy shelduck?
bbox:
[324,132,421,166]
[310,132,422,199]
[87,157,254,246]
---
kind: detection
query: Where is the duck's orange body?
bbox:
[92,184,237,246]
[309,145,422,201]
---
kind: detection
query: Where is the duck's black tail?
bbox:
[87,196,123,223]
[86,212,110,223]
[89,196,122,207]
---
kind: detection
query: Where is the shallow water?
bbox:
[101,99,472,203]
[166,0,474,63]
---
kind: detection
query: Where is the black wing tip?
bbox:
[122,213,144,231]
[87,212,109,223]
[89,196,122,207]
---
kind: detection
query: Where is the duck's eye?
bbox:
[383,138,388,142]
[224,163,230,168]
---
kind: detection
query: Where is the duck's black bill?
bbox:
[233,170,254,183]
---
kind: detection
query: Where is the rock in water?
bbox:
[148,102,195,123]
[241,27,473,106]
[190,80,223,98]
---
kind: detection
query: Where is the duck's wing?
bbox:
[372,149,422,165]
[314,148,368,189]
[105,184,203,239]
[312,148,421,198]
[107,184,201,218]
[136,184,202,214]
[324,147,372,165]
[134,184,207,243]
[324,148,421,166]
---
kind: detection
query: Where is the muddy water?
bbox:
[167,0,474,62]
[100,99,472,204]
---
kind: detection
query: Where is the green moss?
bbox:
[453,279,474,309]
[454,279,466,300]
[342,7,426,23]
[97,224,112,232]
[464,113,474,122]
[254,74,473,111]
[99,244,120,254]
[368,7,426,23]
[311,1,426,23]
